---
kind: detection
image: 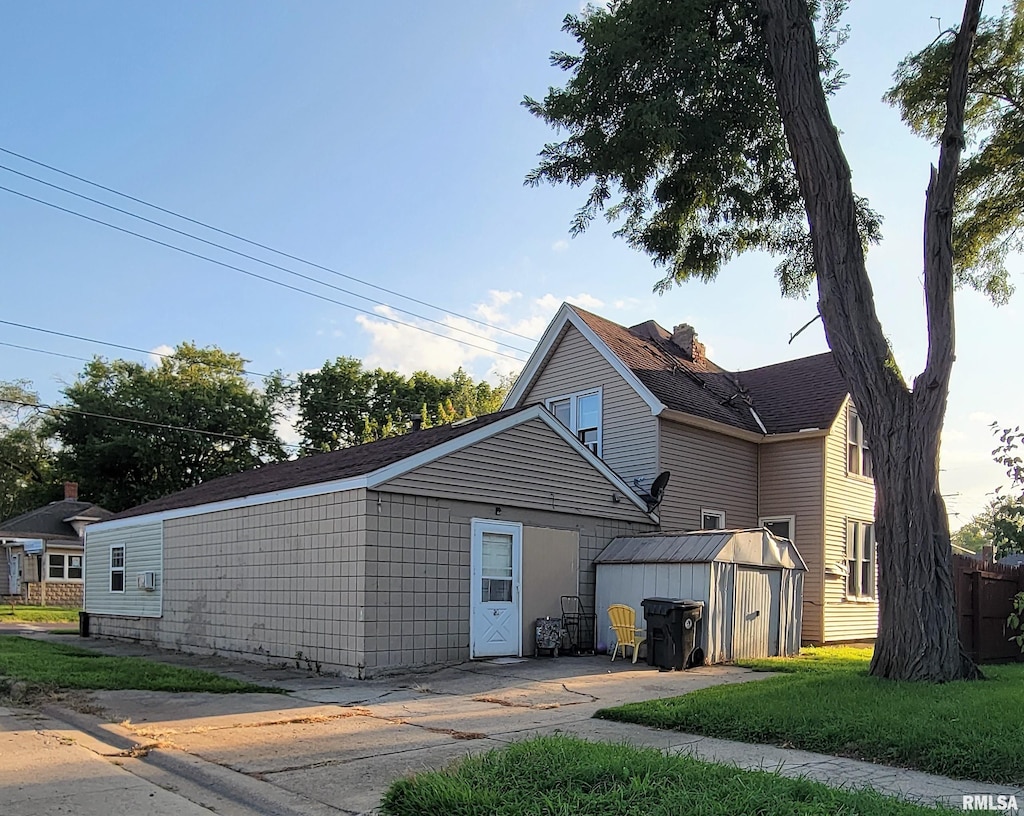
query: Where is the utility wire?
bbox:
[0,318,298,385]
[2,329,508,419]
[0,162,533,356]
[1,397,302,451]
[0,183,528,363]
[0,145,539,343]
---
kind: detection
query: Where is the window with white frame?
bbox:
[110,545,125,592]
[47,553,83,581]
[546,389,602,455]
[701,509,726,530]
[760,516,795,543]
[847,405,873,478]
[846,520,876,599]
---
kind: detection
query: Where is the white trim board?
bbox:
[502,303,665,417]
[86,405,658,535]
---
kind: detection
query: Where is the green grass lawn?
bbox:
[0,635,280,694]
[596,647,1024,784]
[382,736,957,816]
[0,605,80,623]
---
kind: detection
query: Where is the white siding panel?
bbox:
[823,399,879,641]
[85,521,162,618]
[658,420,758,531]
[520,325,659,487]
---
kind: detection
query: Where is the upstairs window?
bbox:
[760,516,794,543]
[847,405,873,478]
[547,389,602,455]
[846,520,876,599]
[110,545,125,593]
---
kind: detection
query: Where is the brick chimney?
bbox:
[671,324,706,367]
[64,481,79,501]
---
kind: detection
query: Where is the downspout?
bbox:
[751,407,766,524]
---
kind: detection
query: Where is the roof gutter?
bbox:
[658,407,829,444]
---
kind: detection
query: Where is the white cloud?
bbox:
[354,291,606,381]
[552,239,570,253]
[148,344,174,365]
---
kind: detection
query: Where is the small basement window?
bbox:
[760,516,795,543]
[701,509,726,530]
[110,545,125,593]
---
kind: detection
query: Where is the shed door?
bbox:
[471,520,522,658]
[732,568,781,659]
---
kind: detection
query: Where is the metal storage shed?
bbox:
[595,529,806,663]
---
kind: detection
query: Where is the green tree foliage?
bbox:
[886,0,1024,304]
[526,0,994,681]
[990,423,1024,555]
[523,0,880,297]
[46,345,286,512]
[294,360,511,454]
[952,496,1024,556]
[0,381,61,520]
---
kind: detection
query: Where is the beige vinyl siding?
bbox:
[519,325,658,486]
[822,398,878,641]
[381,417,651,524]
[657,420,758,531]
[85,521,162,617]
[759,437,825,643]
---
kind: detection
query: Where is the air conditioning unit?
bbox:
[137,571,157,591]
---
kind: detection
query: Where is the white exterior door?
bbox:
[8,552,21,595]
[470,519,522,658]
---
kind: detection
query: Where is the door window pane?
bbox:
[481,533,512,577]
[481,577,513,602]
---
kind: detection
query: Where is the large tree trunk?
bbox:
[757,0,984,680]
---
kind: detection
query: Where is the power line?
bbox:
[0,162,533,356]
[0,145,539,343]
[0,318,298,385]
[1,328,510,418]
[0,183,529,363]
[1,397,301,451]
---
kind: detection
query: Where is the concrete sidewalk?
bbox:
[5,634,1021,814]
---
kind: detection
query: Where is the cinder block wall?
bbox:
[27,582,83,607]
[362,491,654,674]
[90,488,369,676]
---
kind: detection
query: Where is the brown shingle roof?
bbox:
[109,409,525,521]
[0,500,113,542]
[571,306,847,435]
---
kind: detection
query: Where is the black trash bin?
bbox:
[78,610,90,638]
[641,597,703,670]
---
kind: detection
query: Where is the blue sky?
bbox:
[1,1,1020,525]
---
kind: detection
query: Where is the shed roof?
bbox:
[596,528,806,571]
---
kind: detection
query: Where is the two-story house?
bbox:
[504,303,878,644]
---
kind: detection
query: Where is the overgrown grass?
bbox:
[0,605,80,623]
[0,636,280,694]
[382,736,957,815]
[597,647,1024,784]
[737,644,873,673]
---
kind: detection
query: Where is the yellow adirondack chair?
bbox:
[608,604,646,663]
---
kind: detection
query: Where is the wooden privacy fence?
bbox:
[953,555,1024,664]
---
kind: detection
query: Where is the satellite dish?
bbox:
[638,470,670,513]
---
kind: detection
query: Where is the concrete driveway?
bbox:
[27,640,770,815]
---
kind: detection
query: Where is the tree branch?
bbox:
[921,0,983,390]
[757,0,904,423]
